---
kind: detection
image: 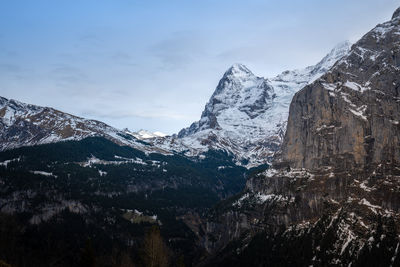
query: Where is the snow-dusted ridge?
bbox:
[0,96,171,155]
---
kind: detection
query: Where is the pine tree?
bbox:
[80,238,96,267]
[0,260,11,267]
[175,255,185,267]
[140,226,169,267]
[120,251,135,267]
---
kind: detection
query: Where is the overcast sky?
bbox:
[0,0,398,134]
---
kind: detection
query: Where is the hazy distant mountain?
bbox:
[125,129,167,140]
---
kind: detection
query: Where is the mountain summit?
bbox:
[222,63,255,80]
[155,41,351,167]
[178,62,274,136]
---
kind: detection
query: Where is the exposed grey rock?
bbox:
[197,7,400,266]
[282,7,400,170]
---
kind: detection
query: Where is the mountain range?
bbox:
[0,41,351,168]
[0,6,400,267]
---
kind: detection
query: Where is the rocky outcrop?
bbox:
[282,13,400,170]
[198,8,400,266]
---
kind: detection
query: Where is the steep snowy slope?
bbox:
[154,42,352,167]
[0,96,169,154]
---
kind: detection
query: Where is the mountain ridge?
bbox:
[0,96,170,155]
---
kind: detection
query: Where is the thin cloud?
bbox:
[49,64,89,85]
[149,31,206,70]
[0,64,24,73]
[81,108,190,120]
[0,0,398,134]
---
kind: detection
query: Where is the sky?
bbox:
[0,0,398,134]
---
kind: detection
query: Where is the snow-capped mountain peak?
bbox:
[154,42,352,167]
[178,63,274,138]
[223,63,255,79]
[211,63,267,99]
[208,64,273,115]
[311,40,352,76]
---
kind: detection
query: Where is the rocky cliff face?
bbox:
[199,8,400,266]
[282,11,400,170]
[154,43,351,167]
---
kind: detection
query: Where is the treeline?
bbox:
[0,137,250,266]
